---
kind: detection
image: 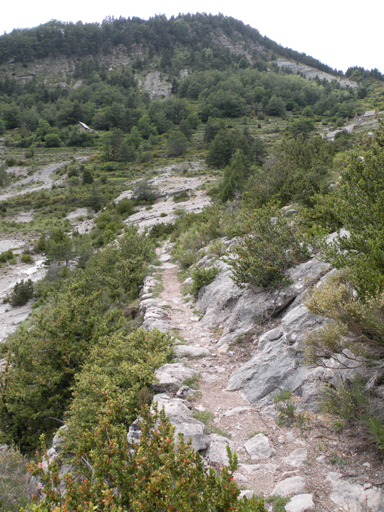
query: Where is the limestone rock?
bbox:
[197,258,329,347]
[52,425,67,454]
[201,434,234,465]
[152,393,192,417]
[244,434,275,460]
[153,363,197,393]
[271,476,306,497]
[173,345,210,358]
[327,472,384,512]
[285,494,315,512]
[176,385,192,398]
[239,490,254,500]
[168,414,210,452]
[223,406,251,417]
[281,448,308,467]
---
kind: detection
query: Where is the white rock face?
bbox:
[153,363,197,393]
[271,476,306,497]
[285,494,315,512]
[327,472,384,512]
[244,434,275,460]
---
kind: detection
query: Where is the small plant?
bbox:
[21,253,32,264]
[0,249,14,263]
[191,265,220,298]
[183,373,201,390]
[8,279,34,307]
[266,495,290,512]
[173,190,190,203]
[329,451,349,466]
[274,389,297,427]
[208,239,227,257]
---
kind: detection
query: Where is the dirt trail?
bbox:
[154,247,383,510]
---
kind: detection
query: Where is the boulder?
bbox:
[244,434,275,460]
[153,363,197,393]
[271,476,306,497]
[281,448,308,467]
[285,494,315,512]
[167,414,210,452]
[201,434,234,465]
[152,393,192,416]
[197,258,330,347]
[173,345,210,358]
[327,472,384,512]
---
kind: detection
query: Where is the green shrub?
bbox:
[148,221,176,239]
[321,128,384,298]
[64,329,172,445]
[27,406,267,512]
[191,265,220,298]
[229,205,309,289]
[9,279,34,306]
[21,253,33,264]
[132,179,159,204]
[321,375,384,451]
[0,228,156,452]
[0,249,14,263]
[0,447,33,511]
[304,270,384,366]
[115,198,134,216]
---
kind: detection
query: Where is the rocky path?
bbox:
[140,243,384,512]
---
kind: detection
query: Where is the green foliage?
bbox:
[9,278,34,306]
[166,129,189,156]
[321,375,384,451]
[132,179,159,204]
[115,198,134,216]
[322,129,384,298]
[65,329,173,445]
[27,406,266,512]
[0,228,155,452]
[0,446,33,511]
[44,133,61,147]
[82,169,94,185]
[0,248,14,263]
[265,94,286,117]
[206,127,266,169]
[21,253,33,264]
[304,270,384,365]
[229,205,309,289]
[243,134,334,209]
[191,265,220,298]
[266,495,290,512]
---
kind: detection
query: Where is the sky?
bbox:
[1,0,383,74]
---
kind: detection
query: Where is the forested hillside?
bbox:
[1,13,384,512]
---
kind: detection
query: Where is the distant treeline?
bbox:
[346,66,384,81]
[0,13,342,76]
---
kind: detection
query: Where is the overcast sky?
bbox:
[1,0,383,74]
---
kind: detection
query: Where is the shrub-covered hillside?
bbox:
[1,12,384,512]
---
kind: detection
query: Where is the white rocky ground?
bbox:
[135,242,384,512]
